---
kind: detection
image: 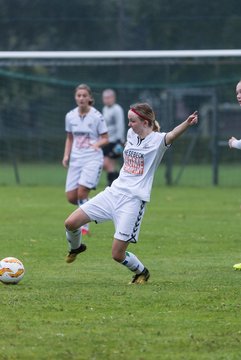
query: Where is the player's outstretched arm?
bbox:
[165,111,198,146]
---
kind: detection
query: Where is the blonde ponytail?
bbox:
[153,120,160,132]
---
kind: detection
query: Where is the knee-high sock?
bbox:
[121,251,144,274]
[66,228,81,250]
[77,199,88,207]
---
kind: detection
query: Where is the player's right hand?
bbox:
[62,156,69,168]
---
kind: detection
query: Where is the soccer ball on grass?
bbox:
[0,257,25,284]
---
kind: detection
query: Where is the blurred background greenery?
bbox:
[1,0,241,186]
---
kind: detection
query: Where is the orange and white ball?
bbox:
[0,257,25,284]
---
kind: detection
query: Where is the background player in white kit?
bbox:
[228,80,241,270]
[64,102,198,284]
[229,80,241,150]
[62,84,108,236]
[102,89,125,185]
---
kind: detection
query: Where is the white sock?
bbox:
[66,228,81,250]
[121,251,145,274]
[77,198,88,207]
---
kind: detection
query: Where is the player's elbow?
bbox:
[165,133,174,146]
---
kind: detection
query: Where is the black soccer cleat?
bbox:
[130,267,150,284]
[66,243,87,263]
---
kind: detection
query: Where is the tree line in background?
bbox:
[0,0,241,167]
[0,0,241,51]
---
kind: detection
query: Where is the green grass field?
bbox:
[1,181,241,360]
[2,162,241,187]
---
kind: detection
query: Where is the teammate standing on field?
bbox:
[228,80,241,270]
[64,102,198,284]
[229,80,241,150]
[102,89,125,186]
[62,84,108,236]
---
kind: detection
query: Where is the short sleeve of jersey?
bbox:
[65,112,72,132]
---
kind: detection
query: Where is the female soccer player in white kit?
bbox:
[228,80,241,270]
[229,80,241,150]
[62,84,108,235]
[102,89,125,185]
[64,102,198,284]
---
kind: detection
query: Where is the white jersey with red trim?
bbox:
[111,128,169,202]
[65,106,108,166]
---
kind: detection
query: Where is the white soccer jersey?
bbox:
[231,139,241,150]
[65,106,108,166]
[111,128,169,202]
[102,104,125,143]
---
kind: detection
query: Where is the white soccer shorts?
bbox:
[65,162,103,192]
[80,187,146,243]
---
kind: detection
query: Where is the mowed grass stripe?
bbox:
[0,185,241,359]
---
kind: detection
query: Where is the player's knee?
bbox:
[64,218,76,231]
[66,194,77,205]
[68,199,77,205]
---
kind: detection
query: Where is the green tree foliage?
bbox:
[0,0,241,50]
[0,0,240,163]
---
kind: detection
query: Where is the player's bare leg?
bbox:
[77,185,91,235]
[66,189,78,205]
[66,186,90,236]
[65,208,90,263]
[112,239,150,284]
